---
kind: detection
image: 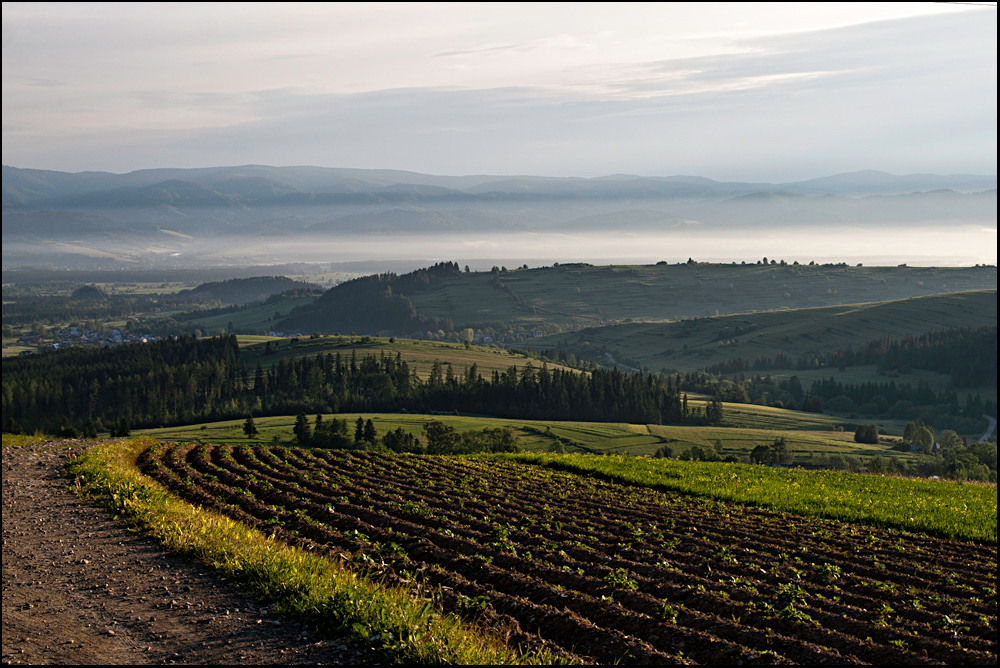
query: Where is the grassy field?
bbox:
[238,335,579,379]
[139,408,908,465]
[234,334,284,346]
[402,263,996,330]
[534,289,997,373]
[185,295,319,333]
[1,342,36,358]
[504,453,997,543]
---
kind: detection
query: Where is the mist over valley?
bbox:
[3,165,996,268]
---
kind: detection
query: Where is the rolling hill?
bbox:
[532,289,998,374]
[276,261,997,336]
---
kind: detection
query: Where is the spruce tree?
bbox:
[293,412,312,444]
[243,414,258,438]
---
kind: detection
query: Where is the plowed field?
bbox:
[140,443,997,665]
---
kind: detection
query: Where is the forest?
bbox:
[1,334,718,435]
[705,325,997,387]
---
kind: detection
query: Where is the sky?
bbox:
[2,2,996,180]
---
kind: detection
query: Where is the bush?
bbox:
[654,445,674,458]
[854,424,879,445]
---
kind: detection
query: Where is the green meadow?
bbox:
[187,295,318,333]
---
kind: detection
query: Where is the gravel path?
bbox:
[2,441,370,665]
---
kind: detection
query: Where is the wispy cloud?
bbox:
[2,7,994,179]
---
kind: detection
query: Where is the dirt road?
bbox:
[2,441,368,665]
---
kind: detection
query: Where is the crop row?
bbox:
[139,444,997,664]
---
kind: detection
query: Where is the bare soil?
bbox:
[2,440,369,666]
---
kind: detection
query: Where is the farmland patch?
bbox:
[142,444,997,664]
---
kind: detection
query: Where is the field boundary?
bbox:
[64,437,553,665]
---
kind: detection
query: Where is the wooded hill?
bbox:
[277,261,997,336]
[533,289,997,374]
[179,276,321,306]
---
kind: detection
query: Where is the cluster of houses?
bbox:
[17,326,160,353]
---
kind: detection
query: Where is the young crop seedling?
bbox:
[777,605,817,625]
[659,604,679,624]
[777,582,808,604]
[933,615,970,636]
[713,546,738,564]
[726,576,758,593]
[813,563,841,580]
[604,568,639,591]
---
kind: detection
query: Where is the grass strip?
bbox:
[500,453,997,544]
[65,437,556,665]
[2,433,49,448]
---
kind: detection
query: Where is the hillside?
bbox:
[179,276,321,306]
[238,335,580,380]
[532,289,997,373]
[277,261,997,336]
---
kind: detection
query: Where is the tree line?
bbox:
[705,325,996,387]
[2,334,720,435]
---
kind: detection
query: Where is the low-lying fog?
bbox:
[4,224,995,270]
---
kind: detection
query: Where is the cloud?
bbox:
[2,10,994,180]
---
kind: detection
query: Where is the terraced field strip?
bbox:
[141,444,997,665]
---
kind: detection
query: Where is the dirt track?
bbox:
[2,441,369,665]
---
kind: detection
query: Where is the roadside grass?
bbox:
[140,411,904,464]
[501,453,997,544]
[65,437,555,665]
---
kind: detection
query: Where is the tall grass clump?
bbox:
[67,438,555,665]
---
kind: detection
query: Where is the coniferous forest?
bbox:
[705,325,996,387]
[2,334,708,434]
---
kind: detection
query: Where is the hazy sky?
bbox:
[3,3,996,180]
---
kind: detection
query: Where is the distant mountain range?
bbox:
[4,165,995,208]
[2,165,995,267]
